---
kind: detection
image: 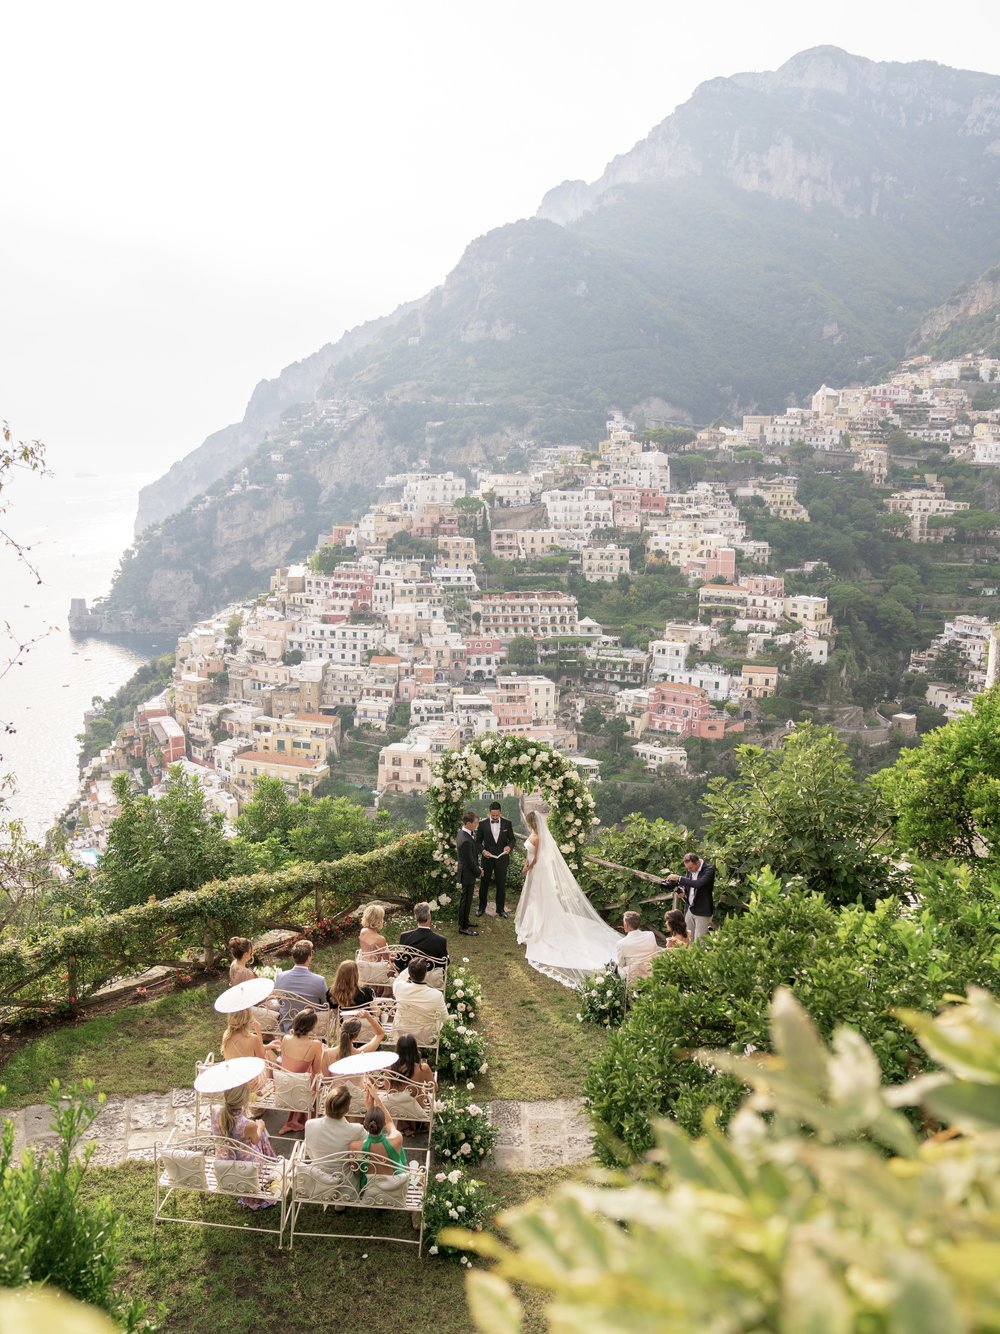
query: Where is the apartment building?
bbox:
[540,486,614,534]
[232,750,330,799]
[485,674,559,725]
[377,723,462,794]
[287,620,382,664]
[490,528,586,560]
[886,478,971,541]
[580,544,630,583]
[741,664,779,699]
[474,592,580,641]
[437,535,477,570]
[634,742,689,774]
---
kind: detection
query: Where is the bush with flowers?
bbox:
[425,735,597,888]
[424,1168,495,1260]
[431,1090,497,1164]
[577,962,628,1029]
[438,1019,489,1082]
[445,960,482,1024]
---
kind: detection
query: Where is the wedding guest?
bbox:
[322,1012,385,1077]
[358,904,394,988]
[350,1083,408,1196]
[220,1008,271,1092]
[664,909,691,948]
[386,1033,434,1134]
[275,1008,323,1134]
[614,911,660,980]
[666,853,716,942]
[304,1084,357,1160]
[211,1082,278,1210]
[275,939,329,1031]
[328,959,375,1015]
[392,958,448,1044]
[228,937,256,985]
[396,902,448,974]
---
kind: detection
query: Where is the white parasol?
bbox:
[213,977,275,1013]
[193,1056,265,1093]
[327,1051,399,1075]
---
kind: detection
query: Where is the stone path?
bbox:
[0,1090,594,1171]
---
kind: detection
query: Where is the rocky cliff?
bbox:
[99,46,1000,633]
[910,265,1000,357]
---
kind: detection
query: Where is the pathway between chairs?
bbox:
[0,1090,594,1172]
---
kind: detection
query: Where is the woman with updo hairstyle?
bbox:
[228,937,255,985]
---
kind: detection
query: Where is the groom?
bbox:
[476,801,514,918]
[456,810,480,937]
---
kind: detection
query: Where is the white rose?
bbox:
[448,1169,462,1183]
[429,1245,439,1255]
[460,1143,472,1155]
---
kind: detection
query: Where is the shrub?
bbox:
[585,865,1000,1162]
[576,963,627,1028]
[438,1022,489,1083]
[445,961,482,1024]
[425,1168,495,1260]
[454,987,1000,1329]
[431,1092,497,1164]
[0,1079,157,1330]
[580,815,692,919]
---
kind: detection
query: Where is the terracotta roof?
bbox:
[235,751,325,769]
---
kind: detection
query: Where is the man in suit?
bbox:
[476,801,514,918]
[456,810,480,936]
[667,852,715,942]
[397,901,448,973]
[275,938,329,1031]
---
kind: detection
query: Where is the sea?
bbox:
[0,467,165,838]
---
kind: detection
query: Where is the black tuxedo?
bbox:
[398,925,449,972]
[457,826,480,930]
[476,815,514,914]
[676,860,715,918]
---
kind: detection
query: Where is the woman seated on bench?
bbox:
[350,1082,408,1196]
[384,1033,434,1134]
[212,1081,278,1210]
[328,960,376,1016]
[321,1011,386,1077]
[275,1009,324,1134]
[220,1009,272,1093]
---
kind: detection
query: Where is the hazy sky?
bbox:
[2,0,999,475]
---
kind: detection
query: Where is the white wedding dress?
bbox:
[514,812,620,990]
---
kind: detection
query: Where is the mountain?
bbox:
[909,265,1000,359]
[90,46,1000,632]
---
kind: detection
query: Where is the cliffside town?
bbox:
[65,352,1000,859]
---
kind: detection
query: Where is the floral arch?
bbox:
[426,734,597,888]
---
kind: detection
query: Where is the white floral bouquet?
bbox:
[577,962,627,1029]
[253,963,278,981]
[446,962,482,1024]
[438,1019,489,1081]
[431,1091,497,1164]
[424,1168,495,1260]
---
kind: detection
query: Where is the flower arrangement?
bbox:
[254,963,278,981]
[424,1168,495,1259]
[577,963,628,1028]
[425,735,597,882]
[446,962,482,1024]
[431,1091,497,1164]
[438,1019,489,1082]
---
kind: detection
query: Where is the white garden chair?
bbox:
[286,1142,429,1253]
[387,944,449,992]
[153,1128,289,1245]
[355,947,395,989]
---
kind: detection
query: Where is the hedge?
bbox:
[0,832,435,1017]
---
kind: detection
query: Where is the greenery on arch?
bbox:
[425,735,597,885]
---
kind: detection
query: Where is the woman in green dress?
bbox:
[350,1082,409,1197]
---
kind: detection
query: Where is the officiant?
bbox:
[476,801,514,918]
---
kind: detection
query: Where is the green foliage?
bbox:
[307,543,354,575]
[0,1079,156,1329]
[576,963,627,1029]
[0,833,435,1014]
[455,987,1000,1332]
[584,862,1000,1162]
[98,768,233,909]
[235,778,401,869]
[431,1091,497,1166]
[425,1169,496,1261]
[505,636,538,667]
[704,724,896,907]
[580,815,692,920]
[876,684,1000,862]
[438,1021,489,1083]
[445,961,482,1025]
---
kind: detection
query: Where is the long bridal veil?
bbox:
[515,810,620,990]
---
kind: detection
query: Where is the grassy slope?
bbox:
[82,1162,565,1334]
[0,911,606,1108]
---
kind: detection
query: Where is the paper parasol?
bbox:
[194,1056,266,1093]
[214,977,275,1013]
[327,1051,399,1075]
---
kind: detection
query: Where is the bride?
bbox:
[515,803,620,990]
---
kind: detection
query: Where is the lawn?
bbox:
[0,910,606,1108]
[81,1161,566,1334]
